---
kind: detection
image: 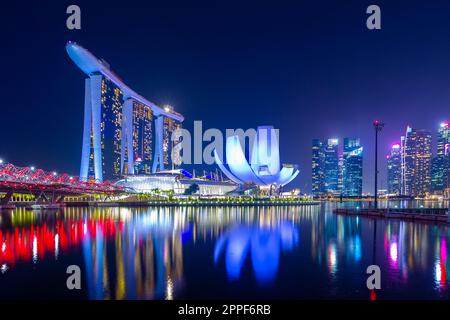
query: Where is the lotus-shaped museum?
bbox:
[214,126,299,187]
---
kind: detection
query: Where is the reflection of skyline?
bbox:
[308,203,450,298]
[0,206,317,299]
[1,204,449,299]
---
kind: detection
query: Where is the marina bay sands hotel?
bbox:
[66,42,184,182]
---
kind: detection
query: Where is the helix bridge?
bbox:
[0,163,127,207]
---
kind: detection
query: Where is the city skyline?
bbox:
[1,1,450,193]
[387,123,449,197]
[314,121,449,197]
[2,0,450,305]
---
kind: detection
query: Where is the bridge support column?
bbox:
[78,74,104,183]
[79,74,103,182]
[91,74,103,182]
[28,191,66,210]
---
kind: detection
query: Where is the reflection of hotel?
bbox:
[66,42,184,182]
[0,206,316,299]
[83,224,183,300]
[2,205,447,298]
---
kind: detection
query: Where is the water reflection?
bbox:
[0,204,449,299]
[214,222,299,284]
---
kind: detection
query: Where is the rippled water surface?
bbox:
[0,202,449,299]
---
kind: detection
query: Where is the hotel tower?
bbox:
[66,42,184,182]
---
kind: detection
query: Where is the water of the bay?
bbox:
[0,201,449,300]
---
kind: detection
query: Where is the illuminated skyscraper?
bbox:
[338,155,344,194]
[161,106,183,170]
[132,101,153,174]
[387,144,401,195]
[324,139,339,194]
[342,138,363,196]
[401,127,413,196]
[99,78,123,179]
[312,139,325,195]
[312,138,348,196]
[400,126,432,197]
[66,42,184,181]
[431,122,449,192]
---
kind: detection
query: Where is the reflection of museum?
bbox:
[3,205,446,298]
[0,206,316,299]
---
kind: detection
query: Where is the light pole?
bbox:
[370,119,383,301]
[373,120,384,209]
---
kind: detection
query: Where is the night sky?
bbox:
[1,0,449,193]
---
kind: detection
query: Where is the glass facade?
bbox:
[312,139,325,195]
[324,139,339,194]
[99,77,123,180]
[70,43,185,182]
[431,123,449,192]
[387,144,401,195]
[313,138,363,197]
[163,116,182,169]
[401,127,432,197]
[342,138,363,196]
[84,77,183,180]
[132,101,153,174]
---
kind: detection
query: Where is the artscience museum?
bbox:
[214,126,299,191]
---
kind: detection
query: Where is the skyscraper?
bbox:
[387,144,401,195]
[67,42,184,182]
[132,101,153,175]
[324,139,340,194]
[338,155,344,194]
[312,139,325,195]
[400,126,432,197]
[98,78,123,180]
[342,138,363,196]
[162,108,183,169]
[431,122,449,193]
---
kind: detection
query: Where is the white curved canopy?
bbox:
[214,126,299,187]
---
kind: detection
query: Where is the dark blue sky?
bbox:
[1,0,449,193]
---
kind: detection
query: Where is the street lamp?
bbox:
[373,120,384,209]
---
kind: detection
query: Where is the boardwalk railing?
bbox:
[333,207,449,223]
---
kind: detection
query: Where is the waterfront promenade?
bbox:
[333,207,450,224]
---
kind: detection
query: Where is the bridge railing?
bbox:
[0,163,125,194]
